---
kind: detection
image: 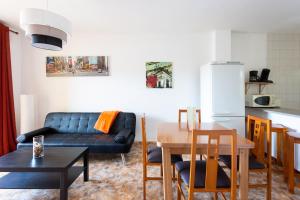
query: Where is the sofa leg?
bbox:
[121,153,126,165]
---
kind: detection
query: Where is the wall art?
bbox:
[146,62,173,88]
[46,56,109,76]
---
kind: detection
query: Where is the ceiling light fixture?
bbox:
[20,6,72,51]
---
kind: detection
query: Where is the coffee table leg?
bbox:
[83,150,89,182]
[60,171,68,200]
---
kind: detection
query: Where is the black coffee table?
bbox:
[0,147,89,200]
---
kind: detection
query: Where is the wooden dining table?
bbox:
[156,122,254,200]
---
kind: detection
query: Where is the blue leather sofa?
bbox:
[17,112,136,155]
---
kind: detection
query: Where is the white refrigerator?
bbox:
[200,62,245,136]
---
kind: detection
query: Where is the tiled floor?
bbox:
[0,142,299,200]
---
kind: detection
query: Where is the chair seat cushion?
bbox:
[147,147,183,163]
[219,155,265,169]
[175,160,231,188]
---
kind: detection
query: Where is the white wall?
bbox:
[20,32,213,141]
[267,33,300,109]
[232,32,300,109]
[231,32,267,80]
[231,32,268,94]
[15,31,277,140]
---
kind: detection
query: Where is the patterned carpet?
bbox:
[0,142,299,200]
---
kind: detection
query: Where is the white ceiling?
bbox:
[1,0,300,34]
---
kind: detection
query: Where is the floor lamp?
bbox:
[20,94,36,134]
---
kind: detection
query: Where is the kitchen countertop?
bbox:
[246,107,300,118]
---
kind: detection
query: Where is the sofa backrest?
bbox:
[44,112,136,135]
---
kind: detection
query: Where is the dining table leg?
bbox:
[162,147,172,200]
[239,148,249,200]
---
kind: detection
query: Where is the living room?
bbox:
[1,0,300,200]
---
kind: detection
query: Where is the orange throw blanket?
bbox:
[94,111,120,134]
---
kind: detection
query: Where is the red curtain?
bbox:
[0,23,17,156]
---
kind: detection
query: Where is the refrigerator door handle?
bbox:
[212,112,232,116]
[213,118,231,122]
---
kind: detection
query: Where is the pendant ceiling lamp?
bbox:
[20,7,72,51]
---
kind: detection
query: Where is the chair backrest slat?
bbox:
[205,134,220,190]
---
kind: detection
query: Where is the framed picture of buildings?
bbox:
[146,62,173,88]
[46,56,109,77]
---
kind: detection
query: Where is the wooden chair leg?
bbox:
[283,131,288,180]
[276,131,282,165]
[188,192,193,200]
[143,164,147,200]
[160,164,163,177]
[188,187,194,200]
[267,166,272,200]
[214,192,218,200]
[173,165,176,179]
[288,137,295,193]
[177,172,182,200]
[143,179,146,200]
[220,192,227,200]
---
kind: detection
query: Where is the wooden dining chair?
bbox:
[178,108,203,161]
[286,132,300,193]
[176,129,237,200]
[178,109,201,125]
[271,124,288,166]
[141,115,183,200]
[219,115,272,200]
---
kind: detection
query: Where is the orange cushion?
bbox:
[94,111,120,134]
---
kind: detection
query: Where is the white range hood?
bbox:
[212,30,232,62]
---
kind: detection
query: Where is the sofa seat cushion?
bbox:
[17,133,135,154]
[147,147,183,164]
[44,133,116,145]
[175,160,231,188]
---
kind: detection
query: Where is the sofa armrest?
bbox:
[17,127,54,143]
[114,129,132,144]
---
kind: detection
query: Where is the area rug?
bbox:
[0,142,299,200]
